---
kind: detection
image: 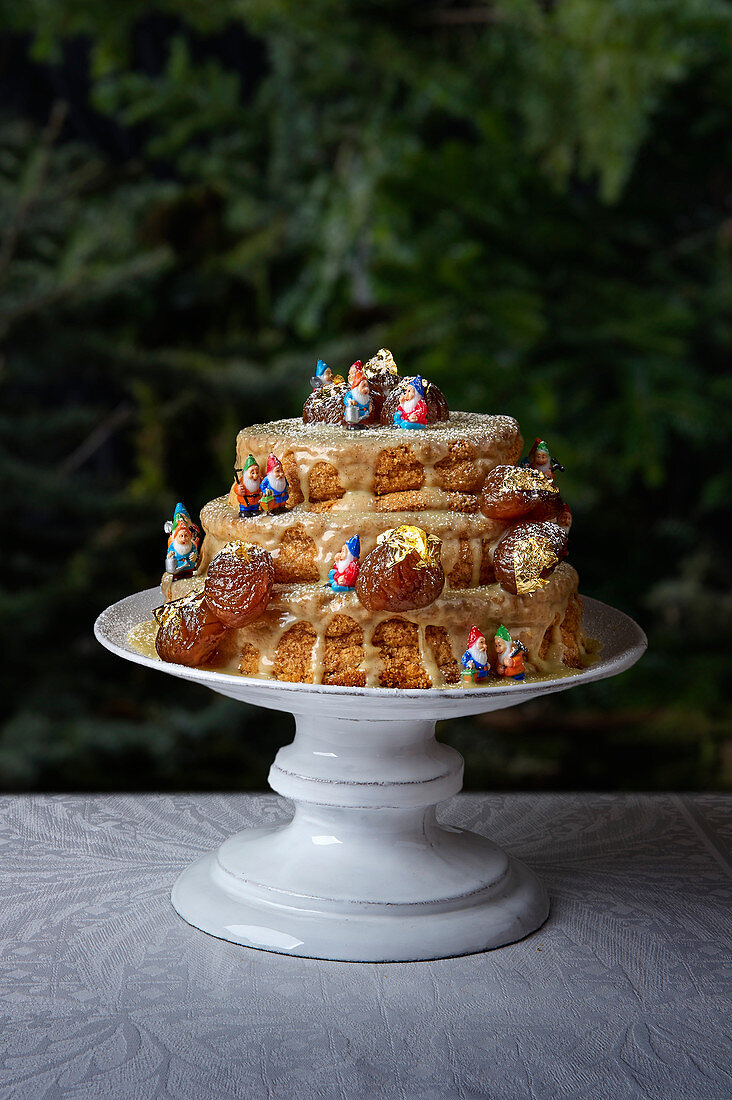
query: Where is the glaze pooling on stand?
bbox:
[132,564,590,688]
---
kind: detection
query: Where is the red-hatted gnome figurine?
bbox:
[523,438,564,481]
[259,453,289,514]
[493,624,528,682]
[393,377,427,429]
[328,535,360,593]
[164,502,201,578]
[234,454,262,516]
[461,626,491,684]
[343,367,373,428]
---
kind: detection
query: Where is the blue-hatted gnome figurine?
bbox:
[234,454,262,516]
[311,359,334,391]
[343,367,373,428]
[328,535,360,593]
[522,438,564,481]
[460,626,491,685]
[393,377,428,429]
[259,453,289,514]
[164,503,201,578]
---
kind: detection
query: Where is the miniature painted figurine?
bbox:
[343,369,373,428]
[234,455,262,516]
[493,624,527,682]
[311,359,334,391]
[347,360,363,387]
[460,626,491,684]
[328,535,361,593]
[393,377,428,429]
[259,453,289,513]
[522,438,564,481]
[164,502,200,578]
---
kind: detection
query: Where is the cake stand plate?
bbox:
[95,591,646,961]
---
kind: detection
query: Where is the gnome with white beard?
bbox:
[259,453,290,514]
[460,626,490,683]
[234,454,262,516]
[328,535,360,593]
[523,438,564,481]
[393,377,427,429]
[164,503,201,578]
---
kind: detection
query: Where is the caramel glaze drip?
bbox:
[196,498,506,585]
[138,564,591,689]
[129,411,594,688]
[233,412,522,503]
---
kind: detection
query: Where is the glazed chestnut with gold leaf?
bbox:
[204,541,275,628]
[155,589,226,666]
[356,525,445,612]
[480,465,561,522]
[492,521,568,595]
[302,382,349,425]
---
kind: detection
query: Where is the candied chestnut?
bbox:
[380,377,450,426]
[155,592,226,666]
[303,382,349,425]
[356,525,445,612]
[204,541,275,628]
[492,521,567,595]
[479,465,560,521]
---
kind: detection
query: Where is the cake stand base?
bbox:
[173,713,548,961]
[95,590,646,962]
[171,808,548,962]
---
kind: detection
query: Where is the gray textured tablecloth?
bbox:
[0,793,729,1100]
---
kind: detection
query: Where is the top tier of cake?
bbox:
[233,412,522,513]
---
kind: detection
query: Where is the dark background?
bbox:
[1,2,730,793]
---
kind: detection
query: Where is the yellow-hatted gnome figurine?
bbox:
[493,624,528,682]
[164,503,201,579]
[461,626,491,685]
[259,453,289,514]
[522,438,564,481]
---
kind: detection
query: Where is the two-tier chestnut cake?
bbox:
[136,349,590,687]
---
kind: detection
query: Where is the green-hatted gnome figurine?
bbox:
[234,454,262,516]
[522,438,564,481]
[493,624,528,682]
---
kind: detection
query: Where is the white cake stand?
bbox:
[95,590,646,961]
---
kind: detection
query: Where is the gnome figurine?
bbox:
[164,503,201,578]
[328,535,361,593]
[393,377,428,429]
[311,359,334,391]
[493,625,528,682]
[259,453,289,514]
[343,368,373,428]
[523,438,564,481]
[461,626,491,684]
[234,455,262,516]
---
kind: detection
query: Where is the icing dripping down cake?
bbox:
[140,394,590,688]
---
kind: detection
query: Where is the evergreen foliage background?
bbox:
[1,1,730,792]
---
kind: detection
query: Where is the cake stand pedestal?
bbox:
[95,591,646,961]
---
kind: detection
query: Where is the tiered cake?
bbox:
[151,355,588,688]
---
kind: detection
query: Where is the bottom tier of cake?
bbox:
[137,562,590,689]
